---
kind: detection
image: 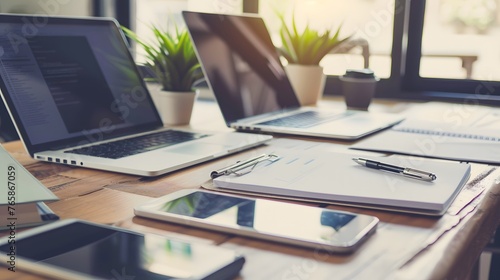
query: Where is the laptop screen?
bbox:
[0,14,162,154]
[182,11,300,126]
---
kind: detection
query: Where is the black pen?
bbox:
[352,157,437,182]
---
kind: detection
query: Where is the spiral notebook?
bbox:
[351,119,500,164]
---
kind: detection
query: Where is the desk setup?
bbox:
[1,97,500,280]
[0,12,499,280]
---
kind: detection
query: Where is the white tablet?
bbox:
[135,189,379,253]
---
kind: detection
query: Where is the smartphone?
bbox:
[0,219,245,280]
[135,189,379,253]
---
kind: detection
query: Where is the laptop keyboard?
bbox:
[256,111,352,128]
[65,130,209,159]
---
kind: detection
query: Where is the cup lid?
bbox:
[344,69,375,79]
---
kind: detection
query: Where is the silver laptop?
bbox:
[183,11,403,140]
[0,14,271,177]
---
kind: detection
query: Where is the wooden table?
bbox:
[2,98,500,280]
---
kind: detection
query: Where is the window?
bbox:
[258,0,396,78]
[403,0,500,103]
[256,0,404,99]
[125,0,500,103]
[133,0,244,64]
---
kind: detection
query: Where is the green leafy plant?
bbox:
[122,24,203,92]
[277,12,351,65]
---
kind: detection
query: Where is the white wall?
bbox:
[0,0,91,16]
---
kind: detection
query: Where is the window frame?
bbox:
[401,0,500,105]
[95,0,132,28]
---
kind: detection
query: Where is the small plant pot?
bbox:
[148,84,197,126]
[285,64,326,106]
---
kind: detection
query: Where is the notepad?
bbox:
[212,150,471,215]
[351,116,500,164]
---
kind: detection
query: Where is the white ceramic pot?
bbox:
[147,83,198,126]
[285,64,326,106]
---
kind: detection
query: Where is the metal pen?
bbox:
[352,157,437,182]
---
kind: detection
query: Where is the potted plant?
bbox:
[122,23,204,125]
[277,13,350,105]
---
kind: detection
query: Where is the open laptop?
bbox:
[182,11,403,140]
[0,14,271,177]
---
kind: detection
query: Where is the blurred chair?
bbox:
[330,37,370,68]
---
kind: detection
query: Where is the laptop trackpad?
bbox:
[167,143,226,155]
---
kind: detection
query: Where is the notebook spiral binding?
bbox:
[393,127,500,142]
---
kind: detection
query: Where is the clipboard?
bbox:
[205,150,473,216]
[210,153,280,178]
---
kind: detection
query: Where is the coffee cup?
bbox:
[339,69,379,110]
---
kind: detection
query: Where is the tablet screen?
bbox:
[0,221,242,279]
[161,191,356,235]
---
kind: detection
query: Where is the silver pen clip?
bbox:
[402,168,437,181]
[211,153,279,179]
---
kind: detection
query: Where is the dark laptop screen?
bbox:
[0,15,162,154]
[182,11,300,126]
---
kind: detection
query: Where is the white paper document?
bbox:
[213,147,471,215]
[0,145,58,205]
[0,144,59,229]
